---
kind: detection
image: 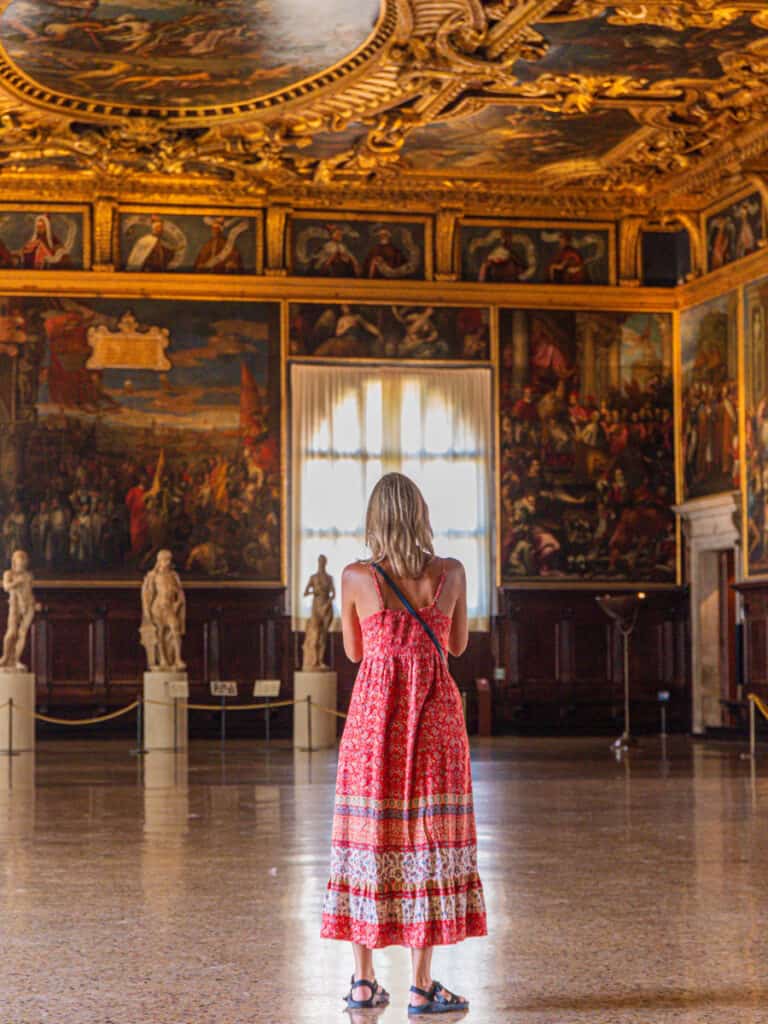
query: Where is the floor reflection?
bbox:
[0,737,765,1023]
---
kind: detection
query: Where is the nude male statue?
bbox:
[140,549,186,671]
[0,549,36,671]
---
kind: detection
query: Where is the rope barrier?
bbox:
[1,694,346,728]
[19,701,141,726]
[187,699,300,712]
[310,700,348,720]
[748,692,768,722]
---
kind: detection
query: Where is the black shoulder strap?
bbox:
[372,563,447,663]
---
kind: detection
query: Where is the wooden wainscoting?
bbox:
[29,587,290,729]
[493,588,690,734]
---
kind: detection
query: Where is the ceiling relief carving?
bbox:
[0,0,766,221]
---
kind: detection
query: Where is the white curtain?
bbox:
[291,363,493,630]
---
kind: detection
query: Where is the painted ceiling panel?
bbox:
[0,0,381,107]
[518,11,764,83]
[399,107,639,175]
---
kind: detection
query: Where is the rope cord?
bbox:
[749,693,768,722]
[15,701,140,726]
[310,700,347,720]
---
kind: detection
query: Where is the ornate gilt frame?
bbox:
[700,182,768,275]
[285,209,434,280]
[0,201,92,269]
[456,217,617,286]
[115,204,264,275]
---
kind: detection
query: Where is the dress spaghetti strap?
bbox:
[369,562,385,609]
[432,560,447,607]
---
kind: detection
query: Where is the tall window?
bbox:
[291,364,493,629]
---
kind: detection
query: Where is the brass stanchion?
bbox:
[306,694,312,752]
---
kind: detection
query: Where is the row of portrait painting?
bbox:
[2,195,765,279]
[0,207,618,283]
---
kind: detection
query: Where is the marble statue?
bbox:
[302,554,335,671]
[140,549,186,671]
[0,550,37,671]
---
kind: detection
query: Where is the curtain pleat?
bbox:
[291,364,492,630]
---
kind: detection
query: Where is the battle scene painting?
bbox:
[0,0,380,108]
[681,292,738,501]
[289,217,427,280]
[706,192,764,272]
[0,209,85,269]
[499,308,675,583]
[289,304,490,361]
[119,211,258,273]
[744,274,768,575]
[0,295,281,582]
[460,223,611,285]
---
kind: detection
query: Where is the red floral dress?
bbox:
[320,564,487,948]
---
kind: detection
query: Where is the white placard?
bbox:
[167,679,190,699]
[210,680,238,698]
[253,679,281,698]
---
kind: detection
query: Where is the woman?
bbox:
[321,473,487,1014]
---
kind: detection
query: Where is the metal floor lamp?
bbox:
[596,593,646,751]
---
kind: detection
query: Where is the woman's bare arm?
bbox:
[447,560,469,657]
[341,564,363,662]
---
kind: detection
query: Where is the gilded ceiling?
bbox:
[0,0,767,220]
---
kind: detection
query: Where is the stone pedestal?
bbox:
[0,671,35,754]
[143,671,188,751]
[293,670,338,750]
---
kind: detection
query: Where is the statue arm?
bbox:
[140,573,153,622]
[174,574,186,635]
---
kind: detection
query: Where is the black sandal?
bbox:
[408,980,469,1015]
[344,975,391,1009]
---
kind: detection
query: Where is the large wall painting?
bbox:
[681,292,738,501]
[119,210,260,273]
[745,274,768,575]
[460,221,612,285]
[0,296,281,583]
[288,215,429,280]
[499,309,675,583]
[705,191,764,272]
[289,304,490,361]
[0,208,87,270]
[0,0,380,109]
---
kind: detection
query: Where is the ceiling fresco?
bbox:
[0,0,767,219]
[0,0,381,108]
[399,107,638,175]
[516,11,765,83]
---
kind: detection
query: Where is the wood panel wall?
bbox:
[25,585,690,736]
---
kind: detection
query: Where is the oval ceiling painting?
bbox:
[0,0,382,109]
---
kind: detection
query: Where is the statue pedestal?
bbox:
[0,671,35,754]
[293,670,338,750]
[143,671,188,752]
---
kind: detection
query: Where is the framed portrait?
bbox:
[459,220,614,285]
[287,212,432,280]
[118,206,262,274]
[0,205,90,270]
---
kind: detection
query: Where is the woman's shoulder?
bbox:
[434,555,465,577]
[342,559,372,584]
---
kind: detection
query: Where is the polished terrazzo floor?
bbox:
[2,735,768,1023]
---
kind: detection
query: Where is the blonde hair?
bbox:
[365,473,434,578]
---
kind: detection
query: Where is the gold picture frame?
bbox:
[116,204,264,275]
[286,210,435,282]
